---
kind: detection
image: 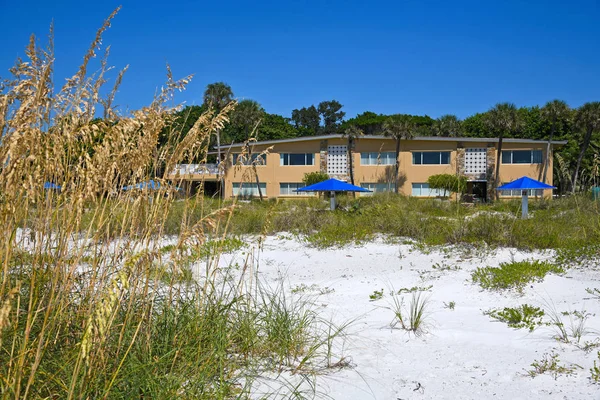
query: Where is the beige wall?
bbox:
[219,138,556,199]
[224,143,321,198]
[496,142,551,198]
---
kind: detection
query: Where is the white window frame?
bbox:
[499,188,544,197]
[279,153,315,166]
[412,151,451,165]
[232,182,266,197]
[279,182,315,196]
[232,153,267,166]
[411,182,444,197]
[360,152,396,166]
[360,182,396,196]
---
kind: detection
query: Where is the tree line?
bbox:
[171,82,600,195]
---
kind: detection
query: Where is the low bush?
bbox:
[472,260,564,292]
[484,304,545,331]
[527,352,580,379]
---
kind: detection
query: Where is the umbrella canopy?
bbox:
[296,178,372,193]
[497,176,555,219]
[296,178,371,211]
[497,176,555,191]
[43,182,61,190]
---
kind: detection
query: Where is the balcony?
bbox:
[168,164,219,180]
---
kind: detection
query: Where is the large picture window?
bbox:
[232,153,267,166]
[232,182,266,197]
[280,153,314,166]
[360,182,396,195]
[360,152,396,165]
[412,151,451,165]
[499,187,544,197]
[501,150,543,164]
[279,182,314,196]
[411,183,444,197]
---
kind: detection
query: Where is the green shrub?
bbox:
[427,173,467,197]
[303,171,329,186]
[591,352,600,383]
[527,352,580,379]
[484,304,545,331]
[472,260,564,292]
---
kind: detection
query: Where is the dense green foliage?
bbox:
[472,260,564,292]
[427,174,467,197]
[484,304,546,331]
[302,171,329,186]
[75,194,600,252]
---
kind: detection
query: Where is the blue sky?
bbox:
[0,0,598,119]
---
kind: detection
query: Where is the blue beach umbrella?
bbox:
[497,176,555,218]
[43,182,61,190]
[296,178,372,210]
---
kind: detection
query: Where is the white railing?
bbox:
[171,163,219,175]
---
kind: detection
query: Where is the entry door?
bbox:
[327,145,347,176]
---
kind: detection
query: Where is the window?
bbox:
[280,153,314,166]
[232,182,266,197]
[411,183,444,197]
[279,182,314,196]
[360,152,396,165]
[412,151,451,165]
[360,182,396,195]
[501,150,543,164]
[232,153,266,166]
[499,187,544,197]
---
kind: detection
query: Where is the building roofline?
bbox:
[216,134,567,150]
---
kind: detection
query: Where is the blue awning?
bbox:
[296,178,372,192]
[497,176,555,191]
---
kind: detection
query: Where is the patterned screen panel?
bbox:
[464,148,487,176]
[327,145,348,175]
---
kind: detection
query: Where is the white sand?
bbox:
[220,236,600,399]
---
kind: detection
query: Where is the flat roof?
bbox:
[217,134,567,149]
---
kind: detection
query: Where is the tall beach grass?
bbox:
[0,11,347,399]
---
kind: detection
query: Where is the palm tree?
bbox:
[433,114,462,137]
[232,100,264,142]
[232,99,265,200]
[485,103,523,200]
[382,117,416,194]
[540,100,570,184]
[572,102,600,193]
[343,125,364,187]
[203,82,234,195]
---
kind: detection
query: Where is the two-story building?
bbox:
[169,135,566,201]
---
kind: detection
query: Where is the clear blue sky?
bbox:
[1,0,598,119]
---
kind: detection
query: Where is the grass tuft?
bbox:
[390,292,430,336]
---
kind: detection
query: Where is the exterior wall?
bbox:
[223,142,321,198]
[496,142,552,198]
[210,137,557,200]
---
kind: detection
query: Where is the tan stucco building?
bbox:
[170,135,566,201]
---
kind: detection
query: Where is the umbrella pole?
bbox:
[522,190,528,218]
[330,191,335,211]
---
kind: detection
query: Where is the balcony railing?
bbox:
[171,163,219,176]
